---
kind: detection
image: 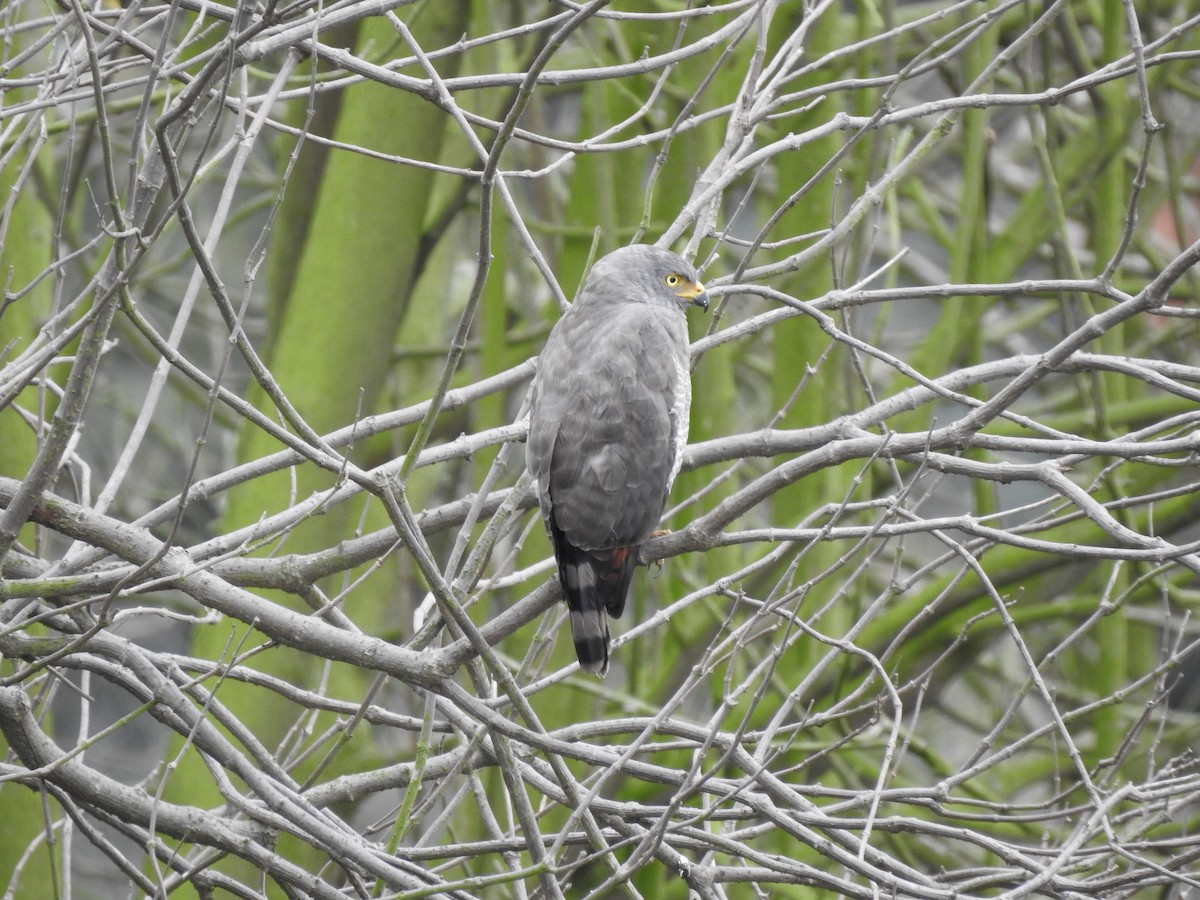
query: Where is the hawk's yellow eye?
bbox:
[665,273,681,287]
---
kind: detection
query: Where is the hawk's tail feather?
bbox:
[550,525,638,677]
[569,608,610,676]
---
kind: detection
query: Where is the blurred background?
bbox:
[2,1,1200,897]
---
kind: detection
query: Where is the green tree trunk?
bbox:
[168,0,471,823]
[0,141,58,900]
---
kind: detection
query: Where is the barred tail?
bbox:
[551,527,637,677]
[569,607,610,676]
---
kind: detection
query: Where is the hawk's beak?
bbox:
[677,280,709,312]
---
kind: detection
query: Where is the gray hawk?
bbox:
[526,245,709,676]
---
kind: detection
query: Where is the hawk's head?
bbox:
[582,244,709,314]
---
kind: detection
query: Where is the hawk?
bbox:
[526,245,709,676]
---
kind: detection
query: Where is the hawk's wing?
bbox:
[527,300,690,553]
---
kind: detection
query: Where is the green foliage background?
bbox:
[2,1,1200,897]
